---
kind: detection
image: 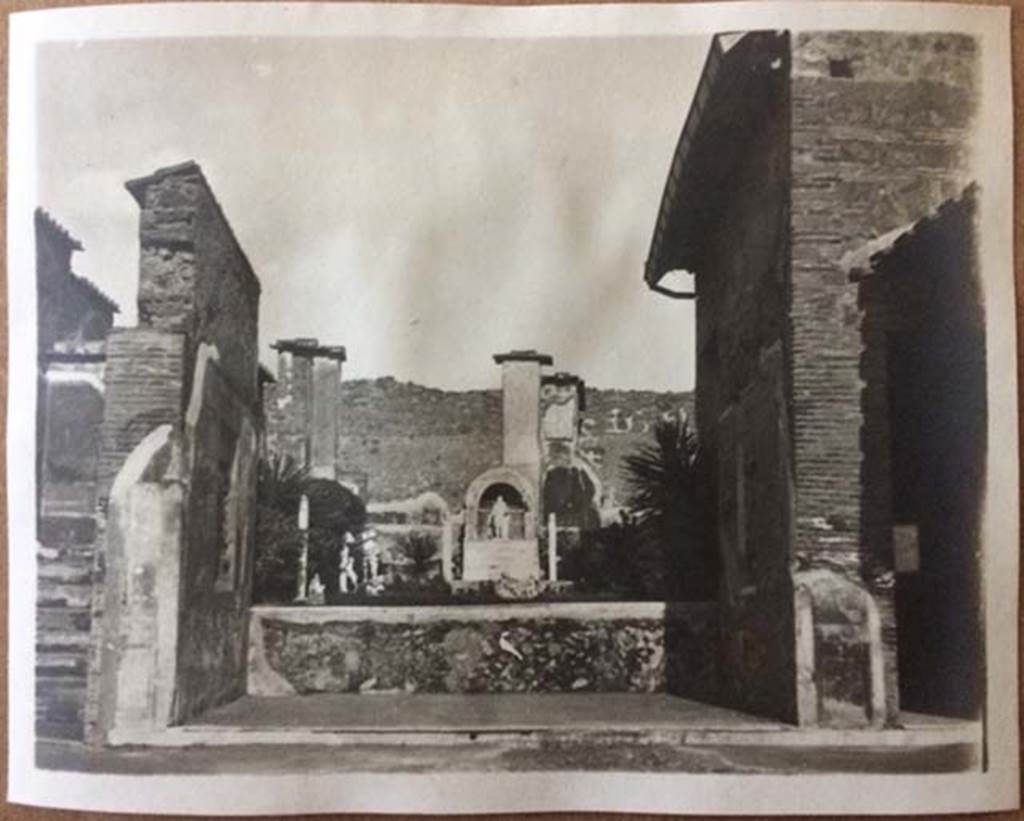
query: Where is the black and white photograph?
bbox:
[6,1,1017,815]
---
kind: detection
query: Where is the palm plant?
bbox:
[621,416,715,600]
[257,453,308,513]
[253,454,308,603]
[394,531,439,582]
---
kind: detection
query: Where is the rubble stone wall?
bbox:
[136,168,260,408]
[248,602,717,699]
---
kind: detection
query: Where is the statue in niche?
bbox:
[487,494,512,540]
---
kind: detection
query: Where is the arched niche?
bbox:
[464,466,537,540]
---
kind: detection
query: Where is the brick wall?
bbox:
[96,329,187,498]
[789,31,978,720]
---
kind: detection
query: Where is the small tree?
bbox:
[252,457,368,604]
[304,478,367,602]
[621,416,715,600]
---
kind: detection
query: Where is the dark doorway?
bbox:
[543,466,600,531]
[876,189,986,719]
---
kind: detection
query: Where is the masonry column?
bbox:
[492,350,552,494]
[267,338,346,478]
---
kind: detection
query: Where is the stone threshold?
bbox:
[106,694,982,753]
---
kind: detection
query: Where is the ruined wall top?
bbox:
[127,161,262,408]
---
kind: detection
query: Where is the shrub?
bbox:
[304,478,367,603]
[251,456,368,604]
[253,506,304,603]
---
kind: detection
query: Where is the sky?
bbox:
[37,35,707,391]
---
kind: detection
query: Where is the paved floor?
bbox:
[195,692,783,731]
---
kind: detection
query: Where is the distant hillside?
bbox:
[337,376,692,508]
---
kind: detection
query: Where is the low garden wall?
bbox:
[248,602,718,699]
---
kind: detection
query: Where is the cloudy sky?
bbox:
[37,35,706,390]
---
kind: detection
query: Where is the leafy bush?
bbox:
[251,455,367,604]
[253,506,304,603]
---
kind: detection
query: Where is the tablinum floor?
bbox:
[180,692,981,750]
[194,692,781,732]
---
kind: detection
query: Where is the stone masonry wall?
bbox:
[84,328,186,740]
[333,377,691,509]
[177,352,258,720]
[789,31,978,721]
[87,163,262,741]
[264,351,314,468]
[689,32,796,722]
[248,603,717,698]
[135,165,261,408]
[131,165,262,724]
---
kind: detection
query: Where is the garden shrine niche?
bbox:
[479,483,528,540]
[462,467,540,581]
[457,351,606,585]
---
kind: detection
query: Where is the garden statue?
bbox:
[307,572,325,605]
[339,535,359,593]
[488,494,511,539]
[362,529,384,594]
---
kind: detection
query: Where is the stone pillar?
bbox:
[310,357,343,479]
[269,339,346,477]
[547,512,558,581]
[441,515,454,583]
[493,349,552,490]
